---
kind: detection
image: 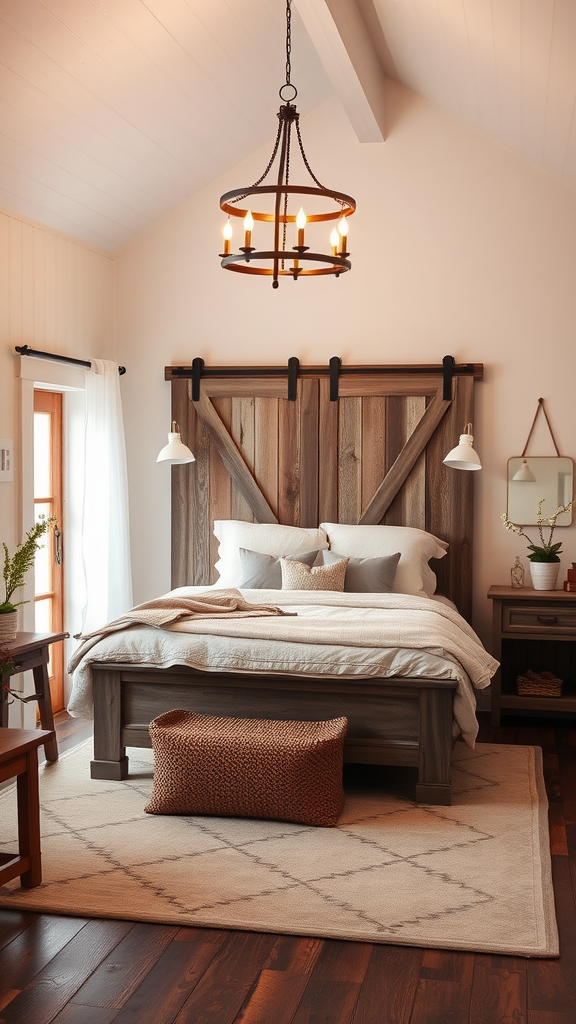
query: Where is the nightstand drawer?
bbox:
[503,604,576,634]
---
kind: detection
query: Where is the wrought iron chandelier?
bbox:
[219,0,356,288]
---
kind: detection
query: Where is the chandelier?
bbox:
[219,0,356,288]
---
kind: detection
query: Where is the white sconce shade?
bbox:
[443,424,481,471]
[512,458,536,482]
[156,422,195,464]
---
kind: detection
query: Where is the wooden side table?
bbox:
[0,728,54,888]
[488,585,576,725]
[2,631,68,762]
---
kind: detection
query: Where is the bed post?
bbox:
[90,668,129,780]
[415,684,456,805]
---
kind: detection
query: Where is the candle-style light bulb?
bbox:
[330,228,339,257]
[244,210,254,248]
[296,207,307,247]
[337,215,349,252]
[222,218,233,255]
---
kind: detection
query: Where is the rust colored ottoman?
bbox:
[144,709,347,827]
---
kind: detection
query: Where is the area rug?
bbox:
[0,741,558,956]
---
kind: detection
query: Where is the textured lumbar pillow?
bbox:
[145,709,347,827]
[280,556,348,591]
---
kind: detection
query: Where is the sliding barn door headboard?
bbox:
[166,360,483,620]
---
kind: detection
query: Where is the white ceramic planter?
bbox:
[0,610,17,641]
[529,562,560,591]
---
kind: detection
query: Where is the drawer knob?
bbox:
[537,615,558,624]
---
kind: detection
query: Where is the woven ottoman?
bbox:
[144,709,347,827]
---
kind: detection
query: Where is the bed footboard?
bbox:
[89,664,457,804]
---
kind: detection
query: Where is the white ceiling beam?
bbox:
[295,0,386,142]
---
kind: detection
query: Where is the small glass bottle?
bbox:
[511,555,525,588]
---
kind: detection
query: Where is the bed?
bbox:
[70,357,494,804]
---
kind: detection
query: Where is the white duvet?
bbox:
[67,587,499,746]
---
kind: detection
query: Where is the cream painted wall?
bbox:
[0,210,115,554]
[116,80,576,651]
[0,210,115,719]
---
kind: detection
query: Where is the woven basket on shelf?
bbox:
[516,669,563,698]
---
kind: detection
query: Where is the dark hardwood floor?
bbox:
[1,711,575,1023]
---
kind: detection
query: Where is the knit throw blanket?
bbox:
[69,589,293,675]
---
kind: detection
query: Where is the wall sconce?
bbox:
[156,422,195,464]
[443,424,481,471]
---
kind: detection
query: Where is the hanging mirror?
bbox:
[506,398,574,526]
[507,457,573,525]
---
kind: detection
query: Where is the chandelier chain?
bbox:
[230,119,283,204]
[295,118,326,191]
[285,0,292,86]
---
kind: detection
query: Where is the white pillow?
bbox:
[319,524,448,597]
[213,521,329,587]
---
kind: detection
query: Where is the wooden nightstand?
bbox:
[488,585,576,725]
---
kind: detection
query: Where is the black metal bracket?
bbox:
[442,355,455,401]
[287,357,300,401]
[191,357,205,402]
[329,356,341,402]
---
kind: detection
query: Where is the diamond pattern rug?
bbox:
[0,741,558,956]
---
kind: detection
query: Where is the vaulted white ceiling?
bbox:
[1,0,575,253]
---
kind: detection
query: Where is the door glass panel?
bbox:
[34,501,52,595]
[34,412,51,497]
[35,597,51,633]
[33,389,64,711]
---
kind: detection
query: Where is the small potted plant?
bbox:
[1,515,57,640]
[501,499,575,590]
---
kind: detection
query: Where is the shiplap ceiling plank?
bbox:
[2,1,232,168]
[371,0,576,189]
[0,0,331,249]
[0,0,575,252]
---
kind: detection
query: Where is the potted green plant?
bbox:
[501,499,575,590]
[1,515,57,640]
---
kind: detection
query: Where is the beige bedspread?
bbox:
[68,588,498,746]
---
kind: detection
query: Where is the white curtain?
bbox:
[81,359,133,632]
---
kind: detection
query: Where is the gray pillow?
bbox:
[237,547,319,589]
[323,550,400,593]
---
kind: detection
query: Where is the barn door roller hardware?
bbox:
[165,356,482,402]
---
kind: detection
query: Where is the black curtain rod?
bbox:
[15,344,126,375]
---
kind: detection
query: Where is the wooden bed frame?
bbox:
[90,357,483,804]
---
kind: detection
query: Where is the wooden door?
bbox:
[33,389,64,711]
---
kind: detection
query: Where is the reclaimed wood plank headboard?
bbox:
[165,358,483,620]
